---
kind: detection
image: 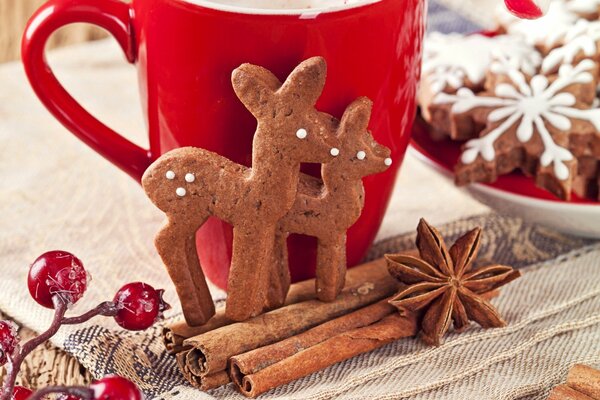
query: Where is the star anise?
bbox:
[385,219,521,346]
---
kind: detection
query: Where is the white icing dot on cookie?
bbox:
[185,173,195,183]
[384,158,393,166]
[166,170,176,180]
[356,151,366,160]
[330,148,340,157]
[176,187,186,197]
[296,128,308,139]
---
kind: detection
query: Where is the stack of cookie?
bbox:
[418,0,600,201]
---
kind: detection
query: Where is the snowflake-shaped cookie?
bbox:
[421,33,541,94]
[434,60,600,199]
[542,19,600,73]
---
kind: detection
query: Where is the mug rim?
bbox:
[169,0,381,16]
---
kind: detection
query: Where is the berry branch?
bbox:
[27,385,93,400]
[1,297,67,400]
[61,301,119,325]
[0,251,170,400]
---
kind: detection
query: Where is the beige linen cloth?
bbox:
[1,1,599,398]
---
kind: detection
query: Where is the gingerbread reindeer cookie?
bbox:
[142,57,341,325]
[267,97,392,308]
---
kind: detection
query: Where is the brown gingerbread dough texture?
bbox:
[142,57,342,325]
[267,97,392,308]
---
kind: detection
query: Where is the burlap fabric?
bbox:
[0,0,598,398]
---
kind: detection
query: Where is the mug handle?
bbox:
[22,0,151,181]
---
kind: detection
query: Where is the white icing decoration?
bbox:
[384,158,393,166]
[542,19,600,73]
[330,147,340,157]
[166,170,176,180]
[356,151,366,160]
[176,187,186,197]
[296,128,308,139]
[489,39,542,77]
[434,60,600,181]
[496,1,578,47]
[185,173,195,183]
[567,0,600,14]
[422,33,540,95]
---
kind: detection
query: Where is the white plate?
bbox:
[408,146,600,238]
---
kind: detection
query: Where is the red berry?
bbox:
[90,376,142,400]
[113,283,169,331]
[28,251,88,308]
[504,0,547,19]
[12,386,33,400]
[0,320,19,365]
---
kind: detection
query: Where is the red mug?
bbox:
[22,0,425,290]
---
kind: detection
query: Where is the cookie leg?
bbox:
[226,225,276,321]
[265,228,290,310]
[155,219,215,326]
[315,233,347,302]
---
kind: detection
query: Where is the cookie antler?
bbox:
[339,97,372,136]
[232,64,281,118]
[279,57,327,107]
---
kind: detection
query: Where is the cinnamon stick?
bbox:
[176,350,231,391]
[229,299,396,388]
[183,258,397,376]
[163,254,405,354]
[162,279,315,354]
[163,271,317,354]
[566,365,600,399]
[548,384,594,400]
[236,312,419,398]
[547,365,600,400]
[164,315,232,354]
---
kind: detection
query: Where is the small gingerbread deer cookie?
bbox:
[143,57,343,325]
[267,97,392,308]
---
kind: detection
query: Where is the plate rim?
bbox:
[408,145,600,211]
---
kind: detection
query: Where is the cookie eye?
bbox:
[356,151,366,160]
[185,173,195,183]
[296,128,308,139]
[166,170,176,180]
